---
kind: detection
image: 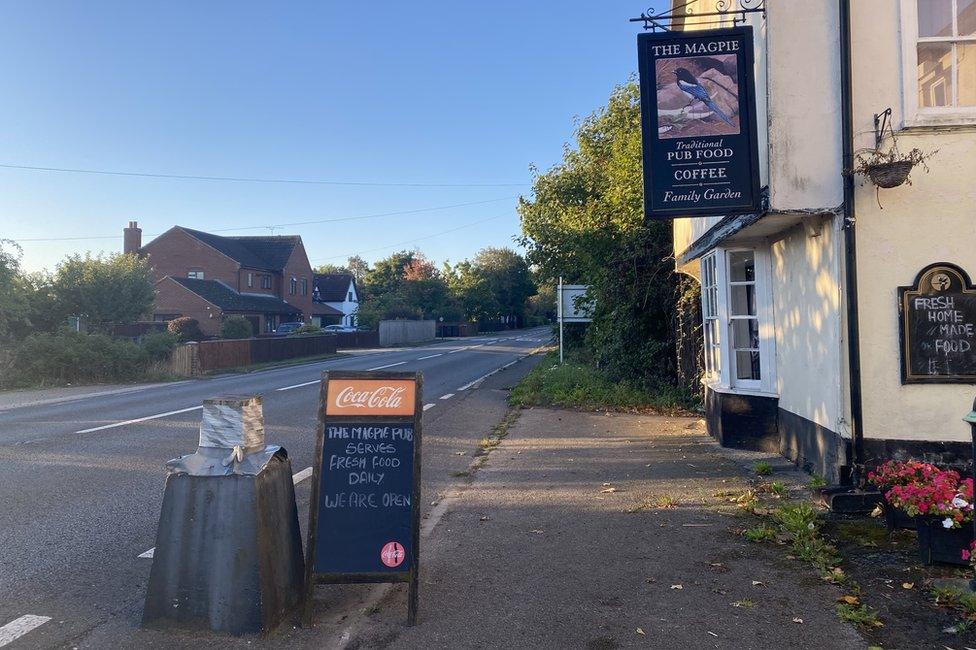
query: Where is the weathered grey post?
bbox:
[965,397,976,590]
[142,395,304,635]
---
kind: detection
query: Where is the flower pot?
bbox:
[866,160,913,188]
[882,500,916,531]
[915,517,973,566]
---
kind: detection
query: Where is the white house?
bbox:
[312,273,359,327]
[667,0,976,486]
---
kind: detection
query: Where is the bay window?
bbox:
[699,247,775,394]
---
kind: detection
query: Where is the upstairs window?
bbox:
[247,272,253,288]
[290,277,297,295]
[348,291,354,302]
[261,275,272,289]
[187,270,204,279]
[903,0,976,123]
[302,278,308,296]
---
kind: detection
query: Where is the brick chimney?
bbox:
[123,221,142,255]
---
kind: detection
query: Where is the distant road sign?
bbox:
[559,284,593,323]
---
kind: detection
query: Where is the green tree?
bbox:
[346,255,370,286]
[221,315,253,339]
[0,240,31,339]
[518,80,681,388]
[50,253,155,331]
[313,263,351,275]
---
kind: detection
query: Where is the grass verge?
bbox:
[508,352,697,414]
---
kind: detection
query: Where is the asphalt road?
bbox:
[0,327,550,649]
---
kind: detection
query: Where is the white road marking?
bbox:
[448,347,467,354]
[423,403,435,411]
[439,393,454,400]
[367,361,407,371]
[417,353,443,360]
[139,465,315,560]
[292,466,313,484]
[0,615,52,647]
[75,405,203,434]
[276,379,320,391]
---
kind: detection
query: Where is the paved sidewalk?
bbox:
[351,408,866,649]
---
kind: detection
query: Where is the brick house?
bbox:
[125,221,330,336]
[312,273,359,327]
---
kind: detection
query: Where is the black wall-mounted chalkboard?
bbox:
[303,370,422,626]
[899,263,976,384]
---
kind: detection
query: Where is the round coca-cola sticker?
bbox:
[380,541,405,568]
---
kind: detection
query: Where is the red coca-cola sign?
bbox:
[325,379,416,416]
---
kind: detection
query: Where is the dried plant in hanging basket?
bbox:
[846,144,938,208]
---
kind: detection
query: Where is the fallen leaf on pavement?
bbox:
[870,505,883,517]
[838,595,860,605]
[530,529,544,534]
[670,584,683,590]
[902,582,915,590]
[601,487,618,493]
[479,516,490,522]
[636,628,645,636]
[646,577,657,583]
[752,581,766,587]
[792,617,803,624]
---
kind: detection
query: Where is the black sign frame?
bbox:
[899,262,976,384]
[303,370,423,626]
[637,26,762,220]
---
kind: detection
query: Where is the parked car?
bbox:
[274,322,304,335]
[323,324,358,333]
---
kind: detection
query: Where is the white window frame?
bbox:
[901,0,976,126]
[187,269,204,280]
[701,252,722,382]
[699,245,777,396]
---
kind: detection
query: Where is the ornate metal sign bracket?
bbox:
[630,0,766,32]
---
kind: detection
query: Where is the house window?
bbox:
[290,277,297,295]
[902,0,976,124]
[247,272,253,288]
[701,253,721,381]
[187,270,204,279]
[302,278,308,296]
[261,275,272,289]
[727,250,760,383]
[699,247,774,393]
[348,291,354,302]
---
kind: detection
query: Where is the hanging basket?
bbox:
[866,160,914,189]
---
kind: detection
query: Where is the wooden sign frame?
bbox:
[303,370,423,626]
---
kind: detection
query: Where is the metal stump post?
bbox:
[966,396,976,591]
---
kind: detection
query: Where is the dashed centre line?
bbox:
[366,361,407,371]
[439,393,454,400]
[417,353,443,360]
[75,406,203,434]
[423,403,436,411]
[276,379,320,392]
[0,615,52,648]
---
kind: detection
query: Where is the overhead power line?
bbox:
[0,163,529,188]
[8,196,518,243]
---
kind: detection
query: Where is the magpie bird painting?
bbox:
[674,67,734,126]
[654,54,740,139]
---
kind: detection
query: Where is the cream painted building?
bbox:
[668,0,976,484]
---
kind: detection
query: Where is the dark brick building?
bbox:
[125,221,335,336]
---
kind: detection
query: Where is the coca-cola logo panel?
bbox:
[325,379,416,416]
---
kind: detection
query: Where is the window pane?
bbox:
[918,0,954,37]
[735,350,761,380]
[728,251,755,282]
[732,318,759,349]
[918,42,954,107]
[959,0,976,35]
[960,43,976,105]
[730,285,756,316]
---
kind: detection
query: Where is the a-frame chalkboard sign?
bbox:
[303,370,423,625]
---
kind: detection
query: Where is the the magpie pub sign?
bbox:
[638,27,761,220]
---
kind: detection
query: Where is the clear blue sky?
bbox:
[0,2,650,273]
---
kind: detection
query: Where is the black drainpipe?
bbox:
[839,0,864,486]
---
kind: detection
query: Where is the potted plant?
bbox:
[886,470,973,565]
[868,460,942,530]
[849,129,937,208]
